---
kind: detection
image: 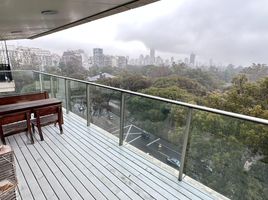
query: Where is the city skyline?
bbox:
[5,0,268,66]
[1,44,255,69]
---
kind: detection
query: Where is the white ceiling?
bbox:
[0,0,158,40]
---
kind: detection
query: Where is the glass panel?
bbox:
[90,85,121,137]
[185,111,268,200]
[0,71,39,95]
[41,74,52,95]
[54,77,66,108]
[124,94,187,169]
[69,80,87,119]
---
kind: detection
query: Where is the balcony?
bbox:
[1,70,268,200]
[6,111,227,200]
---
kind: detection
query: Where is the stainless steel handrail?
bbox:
[5,70,268,185]
[3,69,266,125]
[30,70,268,125]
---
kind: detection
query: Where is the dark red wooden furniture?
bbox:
[0,91,49,106]
[0,98,62,144]
[0,110,33,145]
[31,104,63,141]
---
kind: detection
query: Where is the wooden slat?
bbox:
[28,134,86,200]
[44,125,156,200]
[43,126,137,200]
[5,139,33,200]
[36,127,116,200]
[6,111,229,200]
[15,135,58,200]
[19,135,71,200]
[62,114,196,199]
[60,121,188,200]
[65,112,221,200]
[7,136,47,200]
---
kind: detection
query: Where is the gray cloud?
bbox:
[116,0,268,65]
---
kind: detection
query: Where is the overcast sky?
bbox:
[8,0,268,66]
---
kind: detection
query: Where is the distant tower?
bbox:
[93,48,104,67]
[150,48,155,65]
[184,57,189,65]
[209,58,213,67]
[189,53,195,66]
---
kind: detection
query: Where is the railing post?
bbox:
[86,84,92,126]
[65,79,70,114]
[39,73,43,92]
[179,108,193,181]
[50,76,54,98]
[119,92,125,146]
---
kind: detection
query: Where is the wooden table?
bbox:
[0,98,63,144]
[0,98,62,115]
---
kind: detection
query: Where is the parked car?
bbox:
[166,157,180,168]
[141,132,150,140]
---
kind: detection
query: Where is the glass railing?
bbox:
[124,94,186,167]
[0,70,39,94]
[1,70,267,200]
[186,111,268,200]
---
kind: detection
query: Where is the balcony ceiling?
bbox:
[0,0,158,40]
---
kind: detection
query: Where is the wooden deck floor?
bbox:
[6,112,228,200]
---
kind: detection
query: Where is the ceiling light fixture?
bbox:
[11,30,22,34]
[41,10,58,15]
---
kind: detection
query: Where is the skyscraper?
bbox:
[190,53,196,66]
[93,48,104,67]
[150,48,155,65]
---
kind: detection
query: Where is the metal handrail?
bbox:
[4,69,267,125]
[5,69,268,186]
[30,70,268,125]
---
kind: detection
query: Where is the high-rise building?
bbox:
[117,56,127,68]
[150,48,155,65]
[104,55,112,67]
[184,57,189,65]
[190,53,196,66]
[155,56,163,66]
[144,55,150,65]
[93,48,104,67]
[60,50,83,69]
[209,58,213,67]
[139,54,144,66]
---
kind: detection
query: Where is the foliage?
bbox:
[59,56,89,80]
[241,63,268,81]
[171,64,222,90]
[22,56,267,199]
[152,76,207,96]
[141,86,194,102]
[98,73,151,92]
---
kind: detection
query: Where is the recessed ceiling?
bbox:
[0,0,158,40]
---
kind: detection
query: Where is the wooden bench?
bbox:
[0,110,33,145]
[31,104,63,141]
[0,91,49,106]
[0,91,49,144]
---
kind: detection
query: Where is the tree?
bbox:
[98,73,151,92]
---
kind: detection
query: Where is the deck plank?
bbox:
[64,113,203,200]
[45,125,160,200]
[15,135,58,200]
[20,134,73,200]
[4,111,229,200]
[6,139,34,200]
[8,136,47,200]
[68,112,218,200]
[39,127,119,200]
[61,120,188,200]
[44,126,138,200]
